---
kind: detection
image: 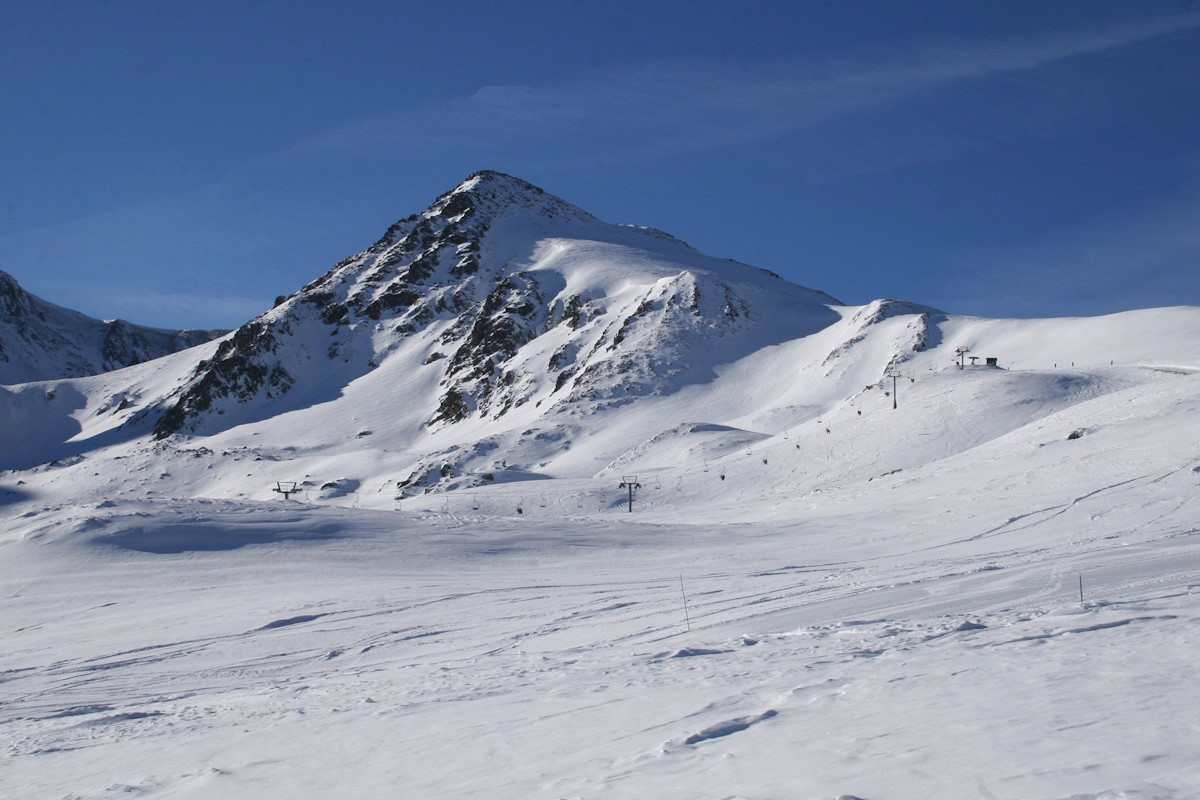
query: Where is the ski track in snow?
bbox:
[2,494,1198,799]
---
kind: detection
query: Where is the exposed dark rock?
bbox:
[154,320,290,438]
[362,286,421,320]
[431,387,470,425]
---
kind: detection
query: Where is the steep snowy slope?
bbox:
[0,269,224,384]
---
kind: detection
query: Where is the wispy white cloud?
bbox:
[284,10,1200,167]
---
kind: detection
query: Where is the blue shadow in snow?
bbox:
[93,521,345,554]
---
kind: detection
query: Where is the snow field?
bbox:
[2,494,1197,798]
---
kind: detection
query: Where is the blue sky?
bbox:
[2,1,1199,329]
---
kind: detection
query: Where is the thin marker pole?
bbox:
[1079,574,1084,603]
[680,575,691,631]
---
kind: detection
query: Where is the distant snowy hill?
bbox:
[0,269,224,384]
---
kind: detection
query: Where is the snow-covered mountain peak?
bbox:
[150,172,840,441]
[430,170,596,226]
[360,171,595,261]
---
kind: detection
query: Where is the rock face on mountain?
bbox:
[0,270,225,385]
[153,171,842,439]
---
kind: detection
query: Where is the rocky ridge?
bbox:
[0,270,224,385]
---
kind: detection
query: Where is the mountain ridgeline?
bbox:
[152,171,843,439]
[0,270,225,385]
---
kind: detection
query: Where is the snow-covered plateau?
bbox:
[2,173,1198,799]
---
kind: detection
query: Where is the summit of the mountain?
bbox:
[432,170,597,224]
[0,269,225,385]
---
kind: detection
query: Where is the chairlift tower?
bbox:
[886,369,901,409]
[618,475,642,513]
[274,481,299,500]
[955,346,970,369]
